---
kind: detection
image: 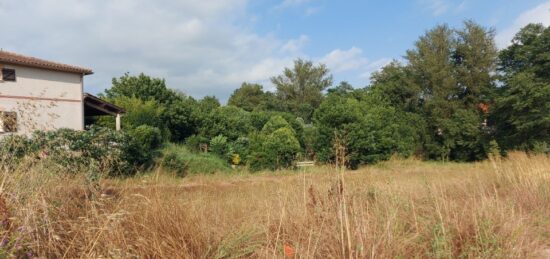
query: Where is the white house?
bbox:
[0,50,124,136]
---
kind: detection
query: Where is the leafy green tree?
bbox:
[104,73,178,104]
[228,83,272,111]
[454,21,498,107]
[96,96,168,138]
[492,24,550,151]
[271,59,333,121]
[369,61,421,112]
[164,96,200,142]
[261,115,293,135]
[404,21,497,160]
[314,94,422,168]
[248,127,301,171]
[327,81,355,96]
[264,127,301,169]
[199,106,253,141]
[198,96,221,113]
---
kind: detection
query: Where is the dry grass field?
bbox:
[1,152,549,258]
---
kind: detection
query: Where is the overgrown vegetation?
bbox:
[161,144,229,176]
[86,21,549,172]
[0,20,548,258]
[0,153,548,257]
[0,126,150,179]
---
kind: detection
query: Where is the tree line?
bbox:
[95,21,550,170]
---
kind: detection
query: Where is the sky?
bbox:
[1,0,549,102]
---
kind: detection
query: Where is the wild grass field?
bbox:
[1,152,549,258]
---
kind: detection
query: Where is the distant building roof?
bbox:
[0,50,93,75]
[84,93,125,116]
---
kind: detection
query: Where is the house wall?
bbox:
[0,64,84,136]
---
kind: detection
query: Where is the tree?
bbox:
[327,81,355,96]
[228,83,271,111]
[493,24,550,151]
[198,106,253,141]
[404,21,497,160]
[105,96,165,131]
[164,96,200,142]
[454,20,498,107]
[248,119,301,171]
[104,73,178,104]
[261,115,293,135]
[314,94,422,168]
[369,61,421,112]
[198,96,221,113]
[271,59,333,121]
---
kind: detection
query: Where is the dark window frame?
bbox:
[2,68,16,82]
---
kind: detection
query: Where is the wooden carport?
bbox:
[83,93,125,131]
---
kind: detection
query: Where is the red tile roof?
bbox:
[0,50,93,75]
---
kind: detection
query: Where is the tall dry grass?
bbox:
[0,152,549,258]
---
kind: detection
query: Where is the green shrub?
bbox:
[0,126,145,179]
[264,127,301,169]
[210,135,229,158]
[261,115,293,135]
[247,126,301,171]
[161,144,229,176]
[230,137,250,164]
[185,135,209,152]
[127,125,163,166]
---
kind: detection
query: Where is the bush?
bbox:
[161,144,229,176]
[248,126,301,171]
[209,135,229,158]
[185,135,209,152]
[127,125,163,166]
[0,126,145,179]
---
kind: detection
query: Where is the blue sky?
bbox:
[1,0,549,102]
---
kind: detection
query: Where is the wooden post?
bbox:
[115,113,121,131]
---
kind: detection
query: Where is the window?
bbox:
[1,68,16,81]
[0,112,17,133]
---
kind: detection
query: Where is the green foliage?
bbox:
[161,144,229,176]
[104,72,178,104]
[369,62,421,112]
[248,119,301,171]
[261,115,293,135]
[199,106,253,141]
[185,135,209,152]
[403,21,497,161]
[86,21,548,170]
[0,127,146,179]
[493,24,550,151]
[264,127,301,169]
[228,83,274,111]
[314,94,423,168]
[164,96,200,142]
[127,125,163,165]
[271,59,333,122]
[230,137,250,164]
[210,135,229,158]
[198,96,221,113]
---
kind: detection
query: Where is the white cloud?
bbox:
[320,47,369,72]
[280,35,309,53]
[319,47,391,83]
[0,0,307,100]
[278,0,312,8]
[495,2,550,48]
[419,0,449,16]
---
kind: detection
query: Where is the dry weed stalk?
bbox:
[0,152,547,258]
